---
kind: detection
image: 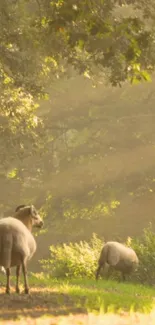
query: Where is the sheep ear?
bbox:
[30,205,35,216]
[29,205,33,213]
[15,205,26,212]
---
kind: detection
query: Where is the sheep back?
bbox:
[99,241,139,274]
[0,217,36,268]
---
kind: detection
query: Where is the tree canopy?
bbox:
[1,0,155,93]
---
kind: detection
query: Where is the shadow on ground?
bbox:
[0,287,85,320]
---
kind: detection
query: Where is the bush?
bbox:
[129,223,155,285]
[39,233,103,278]
[40,224,155,284]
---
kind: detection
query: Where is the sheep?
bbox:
[0,206,26,277]
[96,241,139,281]
[0,204,43,294]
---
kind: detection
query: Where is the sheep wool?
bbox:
[0,217,37,268]
[96,241,139,281]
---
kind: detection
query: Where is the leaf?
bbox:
[7,168,18,179]
[141,70,152,82]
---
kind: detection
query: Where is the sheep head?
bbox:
[15,204,44,229]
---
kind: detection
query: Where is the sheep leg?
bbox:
[22,261,29,294]
[6,268,11,294]
[106,266,113,280]
[96,265,101,280]
[16,265,21,294]
[96,262,105,281]
[121,272,126,282]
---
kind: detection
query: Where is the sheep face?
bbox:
[29,205,44,228]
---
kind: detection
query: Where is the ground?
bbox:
[0,274,155,324]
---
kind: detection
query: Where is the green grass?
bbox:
[0,273,155,324]
[29,273,155,313]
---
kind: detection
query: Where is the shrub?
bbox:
[39,233,103,278]
[129,223,155,285]
[40,224,155,284]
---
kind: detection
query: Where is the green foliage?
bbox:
[1,0,155,93]
[62,198,120,220]
[129,224,155,285]
[0,85,43,169]
[39,0,155,85]
[40,233,103,278]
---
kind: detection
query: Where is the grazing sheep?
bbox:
[0,204,43,294]
[96,241,139,281]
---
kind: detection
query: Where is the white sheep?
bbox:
[96,241,139,281]
[0,204,43,294]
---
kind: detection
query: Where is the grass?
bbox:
[0,273,155,324]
